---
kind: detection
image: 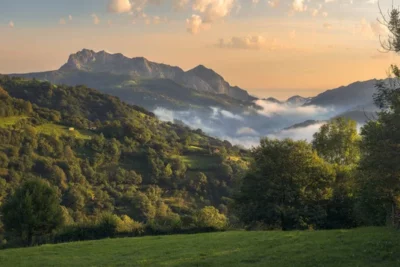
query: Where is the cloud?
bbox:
[173,0,189,10]
[217,35,267,50]
[254,99,330,117]
[216,35,283,51]
[236,127,259,135]
[91,14,100,25]
[268,0,280,7]
[359,18,388,39]
[210,107,244,120]
[268,123,325,142]
[8,21,14,28]
[311,8,319,16]
[187,0,236,33]
[291,0,307,12]
[192,0,235,22]
[186,14,204,34]
[220,109,244,120]
[108,0,133,13]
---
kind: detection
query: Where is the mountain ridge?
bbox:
[55,49,255,102]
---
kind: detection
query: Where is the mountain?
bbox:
[263,97,282,104]
[305,79,379,110]
[284,120,323,130]
[286,95,311,106]
[186,65,253,101]
[12,49,255,110]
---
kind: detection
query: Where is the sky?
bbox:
[0,0,398,99]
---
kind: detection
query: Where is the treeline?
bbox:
[0,76,247,247]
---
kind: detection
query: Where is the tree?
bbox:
[1,179,64,245]
[312,118,361,228]
[195,206,227,229]
[234,138,335,230]
[312,117,360,165]
[356,5,400,226]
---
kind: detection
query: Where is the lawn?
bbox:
[0,227,399,267]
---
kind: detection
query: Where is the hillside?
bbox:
[306,79,379,109]
[0,75,248,229]
[0,227,399,266]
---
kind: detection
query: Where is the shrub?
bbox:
[195,206,228,230]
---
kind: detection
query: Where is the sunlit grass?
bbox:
[0,227,399,267]
[0,116,28,127]
[36,124,93,140]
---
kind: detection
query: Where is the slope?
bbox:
[0,227,398,266]
[0,75,249,228]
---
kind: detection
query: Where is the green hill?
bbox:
[0,227,399,266]
[0,75,249,238]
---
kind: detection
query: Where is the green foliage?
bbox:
[312,118,360,229]
[195,206,227,230]
[312,117,361,165]
[235,138,335,230]
[358,81,400,225]
[1,179,64,245]
[0,76,248,247]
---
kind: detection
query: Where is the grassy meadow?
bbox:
[0,227,399,267]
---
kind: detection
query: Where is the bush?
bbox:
[195,206,228,230]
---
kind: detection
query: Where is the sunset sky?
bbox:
[0,0,398,99]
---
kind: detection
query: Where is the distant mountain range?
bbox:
[263,95,312,106]
[306,79,379,110]
[5,48,387,145]
[9,49,385,113]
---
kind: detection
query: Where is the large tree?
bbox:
[234,138,335,230]
[1,179,64,245]
[312,118,360,228]
[356,6,400,226]
[312,117,360,166]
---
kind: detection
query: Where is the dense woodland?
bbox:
[0,76,248,246]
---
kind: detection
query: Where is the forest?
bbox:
[0,75,248,246]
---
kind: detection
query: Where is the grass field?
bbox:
[181,155,220,170]
[36,124,93,140]
[0,116,28,127]
[0,227,399,266]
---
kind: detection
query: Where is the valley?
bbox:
[10,49,383,147]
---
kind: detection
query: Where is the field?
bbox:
[0,227,399,266]
[0,116,28,127]
[0,116,93,140]
[181,155,220,170]
[36,124,93,140]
